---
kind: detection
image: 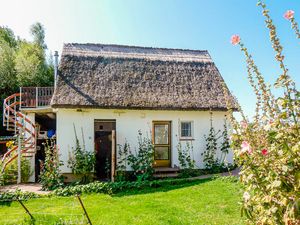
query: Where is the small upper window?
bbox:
[180,121,193,139]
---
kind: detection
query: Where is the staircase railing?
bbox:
[1,93,36,173]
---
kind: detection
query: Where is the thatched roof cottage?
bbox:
[3,43,237,182]
[51,43,236,180]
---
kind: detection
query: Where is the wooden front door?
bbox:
[153,121,171,167]
[94,120,116,181]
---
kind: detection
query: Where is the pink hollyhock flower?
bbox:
[284,10,294,20]
[240,120,248,129]
[261,148,268,156]
[231,35,240,45]
[240,141,252,154]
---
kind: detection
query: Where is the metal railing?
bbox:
[20,87,54,108]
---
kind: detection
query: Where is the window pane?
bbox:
[154,124,169,144]
[154,147,169,160]
[181,122,192,137]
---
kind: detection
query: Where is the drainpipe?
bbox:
[54,51,59,88]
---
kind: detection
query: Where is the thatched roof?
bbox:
[51,43,237,111]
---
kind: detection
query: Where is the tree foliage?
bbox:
[0,23,53,136]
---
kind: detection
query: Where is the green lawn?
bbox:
[0,178,246,225]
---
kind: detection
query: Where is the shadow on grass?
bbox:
[112,177,213,198]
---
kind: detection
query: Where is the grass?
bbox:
[0,178,246,225]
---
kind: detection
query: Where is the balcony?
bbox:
[20,87,54,109]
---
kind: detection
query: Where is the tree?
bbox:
[15,41,53,86]
[0,27,18,136]
[0,26,17,48]
[30,22,47,49]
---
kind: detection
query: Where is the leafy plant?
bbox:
[219,116,231,165]
[39,139,64,191]
[0,189,40,205]
[116,141,130,181]
[202,112,221,170]
[127,131,154,181]
[53,177,202,197]
[0,156,33,185]
[68,125,96,184]
[0,140,33,185]
[225,1,300,224]
[177,141,196,177]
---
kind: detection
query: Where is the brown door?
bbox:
[153,121,171,167]
[94,120,116,180]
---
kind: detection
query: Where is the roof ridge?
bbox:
[62,43,213,63]
[63,43,209,54]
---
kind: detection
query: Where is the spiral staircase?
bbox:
[1,93,36,173]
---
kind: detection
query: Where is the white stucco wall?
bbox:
[56,108,234,173]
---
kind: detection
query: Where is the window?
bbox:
[180,121,193,139]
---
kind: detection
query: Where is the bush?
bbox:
[201,113,234,174]
[39,140,64,190]
[53,177,203,197]
[115,141,130,181]
[226,1,300,224]
[68,125,96,184]
[0,189,40,204]
[0,140,33,185]
[0,156,33,185]
[127,131,154,181]
[202,112,221,169]
[177,141,196,177]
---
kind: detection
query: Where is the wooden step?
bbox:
[154,167,180,173]
[153,173,179,178]
[153,167,180,179]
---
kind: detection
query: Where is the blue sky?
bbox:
[0,0,299,118]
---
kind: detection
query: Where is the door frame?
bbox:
[94,119,116,181]
[152,121,172,167]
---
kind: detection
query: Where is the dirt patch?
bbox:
[0,183,50,195]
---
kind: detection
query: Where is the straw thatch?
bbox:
[51,43,237,111]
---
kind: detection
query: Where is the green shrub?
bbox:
[68,125,96,184]
[0,155,33,185]
[177,141,196,177]
[115,141,130,181]
[0,189,40,205]
[53,177,202,197]
[202,112,221,169]
[127,131,154,181]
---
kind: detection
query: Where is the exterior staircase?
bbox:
[153,167,180,178]
[1,93,36,173]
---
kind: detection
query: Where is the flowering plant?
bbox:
[225,1,300,224]
[127,131,154,181]
[39,139,64,190]
[5,141,14,149]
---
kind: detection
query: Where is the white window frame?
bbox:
[179,120,194,140]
